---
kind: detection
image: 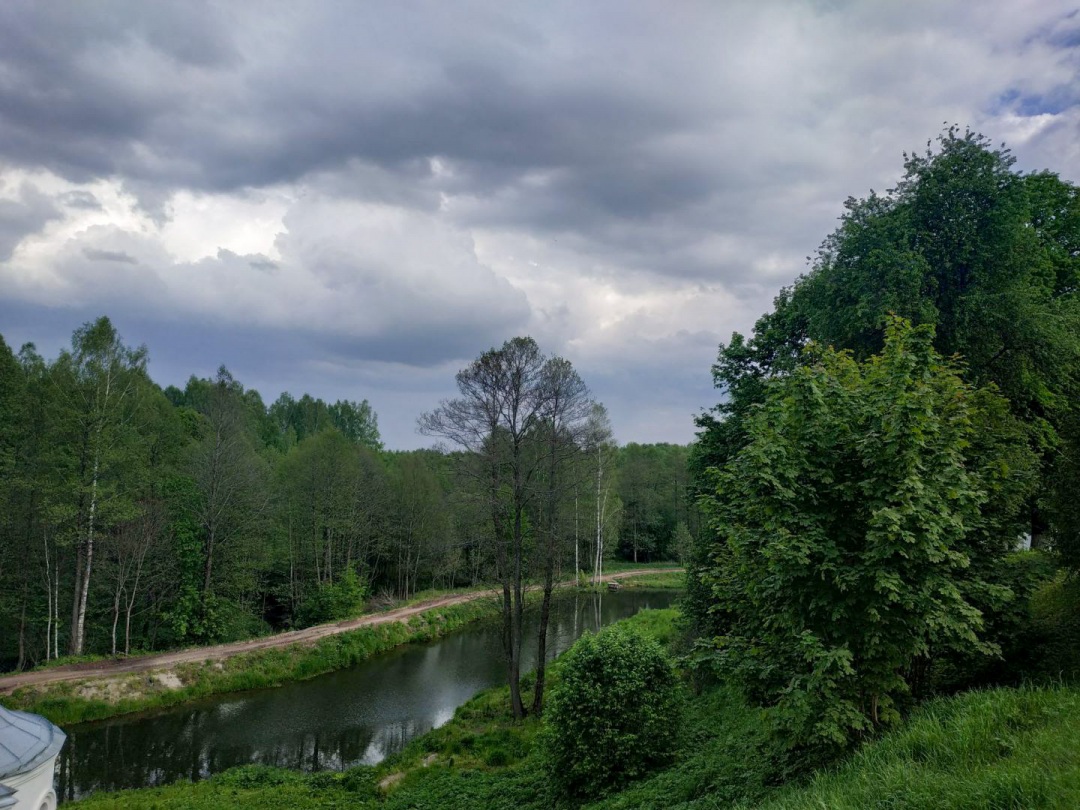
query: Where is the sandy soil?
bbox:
[0,568,681,695]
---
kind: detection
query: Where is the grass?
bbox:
[599,559,683,573]
[751,686,1080,810]
[29,653,112,671]
[614,570,685,590]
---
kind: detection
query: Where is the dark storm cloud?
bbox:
[0,3,237,183]
[4,1,1076,283]
[59,190,102,210]
[0,3,704,222]
[83,248,139,264]
[3,1,1080,448]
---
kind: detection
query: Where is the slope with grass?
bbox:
[752,687,1080,810]
[76,681,1080,810]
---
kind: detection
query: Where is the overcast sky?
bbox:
[1,2,1078,448]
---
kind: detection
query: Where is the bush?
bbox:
[296,569,369,625]
[542,623,680,801]
[1030,573,1080,681]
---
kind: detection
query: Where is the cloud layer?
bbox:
[1,1,1078,447]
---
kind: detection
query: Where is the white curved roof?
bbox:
[0,705,66,780]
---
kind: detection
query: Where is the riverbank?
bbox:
[73,607,682,809]
[0,568,682,726]
[75,662,1080,808]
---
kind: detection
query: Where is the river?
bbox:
[57,588,677,801]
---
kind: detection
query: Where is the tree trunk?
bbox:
[125,603,133,656]
[16,586,27,671]
[44,529,52,662]
[111,585,121,656]
[202,527,216,600]
[54,558,60,660]
[532,578,554,716]
[72,455,101,656]
[509,505,527,721]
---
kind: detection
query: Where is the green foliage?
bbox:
[1029,574,1080,682]
[703,317,1026,754]
[542,623,681,800]
[1048,409,1080,571]
[615,443,694,562]
[586,684,776,810]
[5,316,685,677]
[932,551,1058,691]
[296,568,369,625]
[268,391,382,450]
[692,128,1080,613]
[672,522,693,564]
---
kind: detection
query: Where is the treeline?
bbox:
[0,325,692,672]
[687,128,1080,758]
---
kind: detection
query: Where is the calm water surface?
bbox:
[57,588,676,801]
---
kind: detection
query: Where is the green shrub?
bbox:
[1030,574,1080,681]
[543,623,680,801]
[296,569,369,625]
[701,319,1034,757]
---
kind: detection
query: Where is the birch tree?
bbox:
[58,317,148,656]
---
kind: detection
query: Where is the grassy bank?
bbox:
[2,572,677,727]
[76,679,1080,809]
[754,686,1080,810]
[612,570,684,589]
[3,596,501,726]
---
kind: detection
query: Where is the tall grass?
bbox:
[752,686,1080,810]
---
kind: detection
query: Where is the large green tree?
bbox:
[695,127,1080,551]
[703,318,1034,753]
[54,317,153,655]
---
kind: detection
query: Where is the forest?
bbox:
[0,325,694,672]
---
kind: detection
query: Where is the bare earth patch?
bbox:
[378,772,405,791]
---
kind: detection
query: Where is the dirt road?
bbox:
[0,568,682,695]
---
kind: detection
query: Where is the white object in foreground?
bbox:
[0,705,66,810]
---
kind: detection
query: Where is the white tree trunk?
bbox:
[73,454,100,655]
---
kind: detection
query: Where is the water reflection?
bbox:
[58,589,675,801]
